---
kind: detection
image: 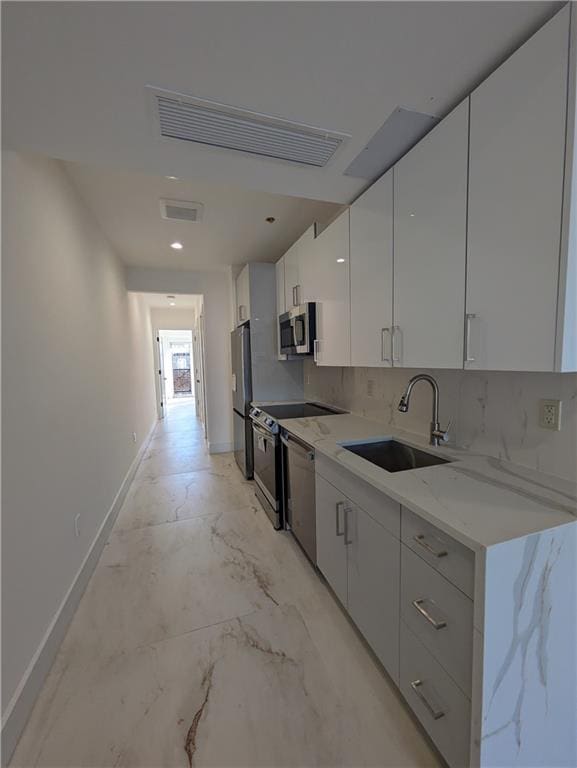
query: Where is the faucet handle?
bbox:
[440,417,452,442]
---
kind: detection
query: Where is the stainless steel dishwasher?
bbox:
[280,429,316,565]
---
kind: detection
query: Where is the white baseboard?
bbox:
[1,419,157,765]
[208,441,233,454]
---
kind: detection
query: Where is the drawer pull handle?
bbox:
[335,501,345,537]
[412,599,447,630]
[413,534,448,559]
[410,680,445,720]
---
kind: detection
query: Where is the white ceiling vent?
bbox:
[148,86,349,167]
[160,198,204,223]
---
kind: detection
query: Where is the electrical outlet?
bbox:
[539,399,562,431]
[132,431,137,443]
[74,514,81,538]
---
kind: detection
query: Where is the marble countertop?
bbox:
[278,413,576,552]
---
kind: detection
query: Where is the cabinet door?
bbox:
[350,170,394,367]
[296,225,316,304]
[275,257,285,316]
[315,473,348,606]
[312,210,351,367]
[466,7,569,371]
[236,266,250,326]
[275,258,286,359]
[347,504,400,682]
[284,240,300,310]
[393,99,468,369]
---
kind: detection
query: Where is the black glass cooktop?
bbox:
[260,403,341,420]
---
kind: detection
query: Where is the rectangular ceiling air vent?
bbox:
[160,199,204,223]
[148,86,349,167]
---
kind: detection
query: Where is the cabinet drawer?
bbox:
[400,622,471,768]
[316,454,400,538]
[401,507,474,598]
[401,545,473,696]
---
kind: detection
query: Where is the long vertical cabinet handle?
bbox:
[465,313,476,363]
[381,328,391,363]
[392,326,402,364]
[344,505,352,546]
[296,285,301,306]
[313,339,320,364]
[292,286,297,307]
[335,501,345,536]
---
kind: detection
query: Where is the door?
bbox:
[393,99,469,369]
[315,473,348,605]
[347,504,400,682]
[350,170,394,366]
[154,331,166,419]
[466,7,569,371]
[311,210,351,367]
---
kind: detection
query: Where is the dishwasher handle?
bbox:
[281,432,314,462]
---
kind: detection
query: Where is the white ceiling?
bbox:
[3,1,560,204]
[65,162,340,268]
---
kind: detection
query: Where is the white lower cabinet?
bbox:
[400,621,471,768]
[315,474,348,606]
[315,465,400,681]
[315,457,475,767]
[347,503,400,682]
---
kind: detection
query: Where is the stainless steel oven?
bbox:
[279,303,316,356]
[251,420,282,529]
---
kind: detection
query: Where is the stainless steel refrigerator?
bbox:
[231,323,253,478]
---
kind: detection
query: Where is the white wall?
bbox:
[304,363,577,482]
[126,268,233,453]
[1,151,158,754]
[150,307,197,333]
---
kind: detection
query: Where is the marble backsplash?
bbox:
[303,362,577,482]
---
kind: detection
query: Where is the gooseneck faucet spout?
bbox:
[397,374,449,447]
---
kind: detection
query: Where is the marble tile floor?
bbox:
[10,400,442,767]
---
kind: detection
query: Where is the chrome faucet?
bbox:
[398,374,450,447]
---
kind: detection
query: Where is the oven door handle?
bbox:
[252,423,277,442]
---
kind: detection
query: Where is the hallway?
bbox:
[10,402,439,768]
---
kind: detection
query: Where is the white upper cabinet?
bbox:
[275,256,285,317]
[284,239,300,310]
[466,6,570,371]
[350,170,394,367]
[310,210,351,367]
[275,256,286,359]
[283,226,315,309]
[393,99,469,369]
[235,265,250,326]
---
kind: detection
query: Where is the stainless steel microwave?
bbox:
[279,303,316,356]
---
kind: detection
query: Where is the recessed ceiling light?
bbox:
[166,175,179,180]
[170,241,183,250]
[409,213,415,217]
[337,258,345,263]
[169,302,176,306]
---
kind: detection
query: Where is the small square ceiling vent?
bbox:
[147,86,349,167]
[160,199,204,223]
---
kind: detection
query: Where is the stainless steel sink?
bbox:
[342,439,451,473]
